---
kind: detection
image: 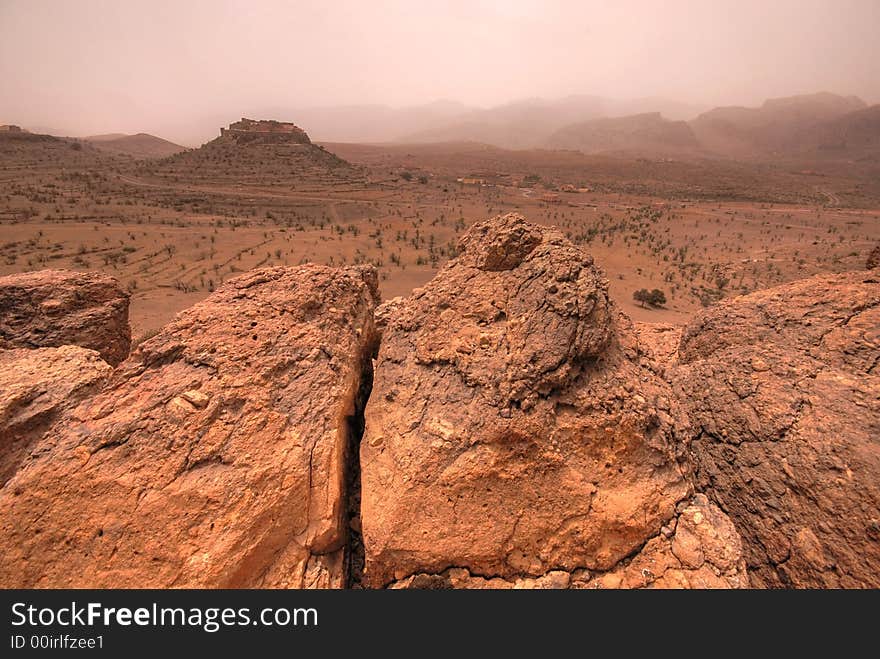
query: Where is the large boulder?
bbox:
[0,346,111,487]
[673,271,880,588]
[360,214,707,587]
[0,270,130,365]
[0,265,379,588]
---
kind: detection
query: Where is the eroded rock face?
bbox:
[360,214,697,587]
[0,270,130,365]
[673,271,880,588]
[389,495,747,589]
[0,346,111,487]
[634,322,683,378]
[0,265,378,588]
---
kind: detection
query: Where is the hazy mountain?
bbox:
[546,112,700,155]
[789,104,880,158]
[690,92,867,156]
[399,96,607,148]
[398,96,707,149]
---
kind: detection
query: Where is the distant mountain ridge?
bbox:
[541,92,878,159]
[397,95,706,149]
[690,92,868,156]
[12,92,878,161]
[789,104,880,158]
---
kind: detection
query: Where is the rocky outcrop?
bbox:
[219,118,311,145]
[0,346,111,487]
[0,270,130,365]
[0,265,378,588]
[634,322,683,378]
[673,271,880,588]
[7,216,875,590]
[360,213,714,587]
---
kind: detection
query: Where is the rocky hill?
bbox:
[136,118,361,188]
[1,215,877,588]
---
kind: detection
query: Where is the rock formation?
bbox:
[219,118,311,145]
[0,346,111,487]
[0,265,378,588]
[359,213,744,587]
[3,216,876,590]
[673,271,880,587]
[0,270,130,365]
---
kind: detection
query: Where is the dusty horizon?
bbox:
[2,0,879,145]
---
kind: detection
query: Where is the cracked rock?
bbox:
[672,271,880,588]
[0,265,379,588]
[0,346,111,487]
[361,214,699,587]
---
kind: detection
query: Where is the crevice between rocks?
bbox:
[342,334,376,589]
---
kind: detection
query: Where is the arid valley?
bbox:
[3,101,879,341]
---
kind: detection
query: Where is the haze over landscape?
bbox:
[1,0,880,595]
[2,0,879,145]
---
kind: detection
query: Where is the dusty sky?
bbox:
[1,0,878,144]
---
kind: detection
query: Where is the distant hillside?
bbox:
[84,133,186,159]
[0,130,109,169]
[136,119,362,187]
[691,92,867,156]
[546,112,700,155]
[789,104,880,158]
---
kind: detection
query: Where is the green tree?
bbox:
[634,288,667,308]
[648,289,667,307]
[633,289,650,307]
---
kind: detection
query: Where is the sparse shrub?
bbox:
[634,288,666,308]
